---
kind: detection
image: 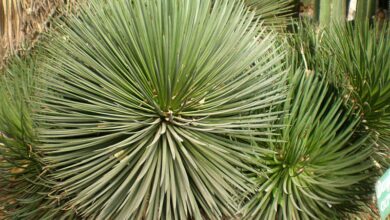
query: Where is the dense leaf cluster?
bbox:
[0,0,388,219]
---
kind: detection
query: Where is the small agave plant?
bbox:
[242,70,374,219]
[0,58,44,218]
[242,19,388,219]
[324,21,390,171]
[0,56,80,219]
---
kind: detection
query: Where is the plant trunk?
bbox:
[356,0,376,24]
[332,0,347,22]
[316,0,347,26]
[318,0,331,26]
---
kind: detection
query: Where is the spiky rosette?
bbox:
[324,22,390,170]
[0,57,46,218]
[242,72,374,219]
[0,57,78,219]
[36,0,287,219]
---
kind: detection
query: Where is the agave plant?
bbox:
[1,0,385,219]
[0,56,79,219]
[252,18,390,219]
[33,0,287,219]
[0,57,43,217]
[285,20,390,173]
[241,70,374,219]
[323,21,390,170]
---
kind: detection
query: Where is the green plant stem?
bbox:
[318,0,331,26]
[356,0,376,24]
[316,0,347,26]
[332,0,347,22]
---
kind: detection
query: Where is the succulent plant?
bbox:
[1,1,387,219]
[33,0,287,219]
[0,56,78,219]
[324,21,390,171]
[242,71,374,219]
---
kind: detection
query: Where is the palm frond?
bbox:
[35,0,287,219]
[242,71,374,219]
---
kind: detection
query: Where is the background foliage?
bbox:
[0,0,79,70]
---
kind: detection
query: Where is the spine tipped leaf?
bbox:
[35,0,287,219]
